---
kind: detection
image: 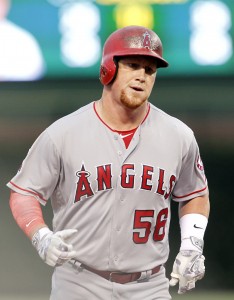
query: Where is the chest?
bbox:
[58,127,183,202]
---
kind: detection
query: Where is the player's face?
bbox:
[111,56,157,109]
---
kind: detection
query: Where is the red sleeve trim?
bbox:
[172,186,207,199]
[9,181,48,203]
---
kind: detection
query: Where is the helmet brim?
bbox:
[113,49,169,68]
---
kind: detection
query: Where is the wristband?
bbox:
[32,227,51,249]
[180,213,208,252]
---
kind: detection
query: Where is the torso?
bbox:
[8,102,207,272]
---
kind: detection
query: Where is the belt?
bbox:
[70,260,161,284]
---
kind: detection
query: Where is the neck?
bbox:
[96,96,149,131]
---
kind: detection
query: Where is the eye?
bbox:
[128,63,139,69]
[145,66,156,75]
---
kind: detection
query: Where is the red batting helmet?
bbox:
[100,25,169,85]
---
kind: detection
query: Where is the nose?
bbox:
[136,67,146,82]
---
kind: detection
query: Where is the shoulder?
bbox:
[147,103,195,151]
[149,103,194,136]
[50,102,93,127]
[45,102,94,138]
[36,102,95,151]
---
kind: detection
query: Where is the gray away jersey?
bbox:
[7,102,207,272]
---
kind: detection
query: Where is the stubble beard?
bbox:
[120,90,147,109]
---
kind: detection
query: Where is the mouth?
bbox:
[130,86,144,92]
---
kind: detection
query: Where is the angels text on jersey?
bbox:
[74,162,176,203]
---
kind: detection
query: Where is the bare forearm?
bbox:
[179,193,210,219]
[9,191,48,239]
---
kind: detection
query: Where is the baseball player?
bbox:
[7,26,209,300]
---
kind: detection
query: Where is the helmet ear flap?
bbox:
[99,59,117,85]
[99,65,108,84]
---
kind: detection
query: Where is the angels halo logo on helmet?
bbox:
[99,25,169,85]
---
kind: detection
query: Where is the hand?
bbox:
[32,228,78,267]
[169,250,205,294]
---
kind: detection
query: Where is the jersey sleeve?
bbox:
[172,135,208,202]
[7,130,60,205]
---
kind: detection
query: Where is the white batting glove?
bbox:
[32,227,78,267]
[169,250,205,294]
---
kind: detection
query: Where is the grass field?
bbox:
[0,292,233,300]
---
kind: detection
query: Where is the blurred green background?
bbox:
[0,76,234,298]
